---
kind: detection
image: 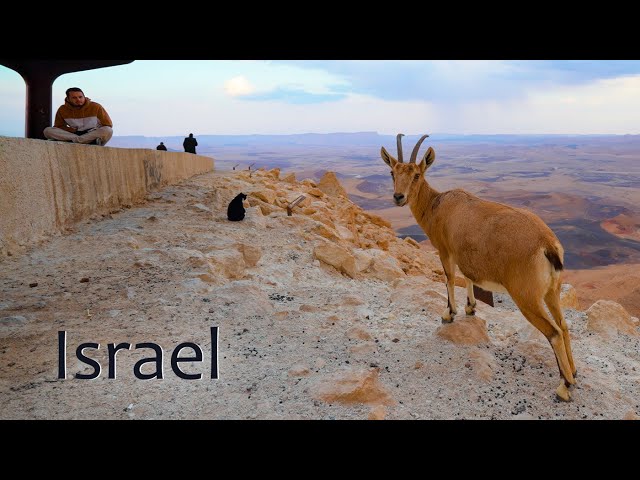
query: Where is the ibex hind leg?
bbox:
[464,276,477,315]
[440,257,457,323]
[515,300,576,401]
[545,286,577,377]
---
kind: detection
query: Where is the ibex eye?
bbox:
[414,174,420,180]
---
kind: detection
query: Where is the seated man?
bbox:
[43,87,113,146]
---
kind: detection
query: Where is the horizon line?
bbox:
[109,132,640,138]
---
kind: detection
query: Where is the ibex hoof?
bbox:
[465,305,476,316]
[556,383,572,402]
[441,316,455,324]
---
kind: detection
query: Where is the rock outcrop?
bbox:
[2,161,637,421]
[586,300,639,337]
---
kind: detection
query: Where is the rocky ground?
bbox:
[1,169,639,419]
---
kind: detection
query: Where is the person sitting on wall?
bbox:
[156,142,167,151]
[43,87,113,146]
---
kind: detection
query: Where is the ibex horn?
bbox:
[410,134,430,163]
[396,133,405,163]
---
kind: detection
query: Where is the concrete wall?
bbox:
[0,137,214,256]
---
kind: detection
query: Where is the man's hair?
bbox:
[66,87,84,97]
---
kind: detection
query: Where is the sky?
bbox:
[2,60,640,137]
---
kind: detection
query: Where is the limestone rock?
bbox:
[353,249,374,273]
[313,368,395,406]
[307,188,325,198]
[560,284,579,310]
[244,206,267,227]
[336,225,354,241]
[302,207,317,216]
[301,179,317,188]
[236,243,262,267]
[404,237,420,248]
[468,348,498,381]
[363,212,391,229]
[365,249,406,282]
[249,190,276,204]
[310,211,335,229]
[318,171,348,199]
[282,172,296,183]
[313,242,357,278]
[435,316,490,345]
[586,300,638,337]
[266,168,280,179]
[314,226,341,244]
[206,249,246,280]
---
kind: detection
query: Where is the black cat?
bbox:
[227,193,247,221]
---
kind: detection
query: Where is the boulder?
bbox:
[311,223,341,243]
[586,300,638,337]
[318,171,348,198]
[307,188,325,198]
[365,249,406,282]
[282,172,296,183]
[243,206,267,227]
[313,242,357,278]
[435,316,490,345]
[236,243,262,267]
[249,190,276,204]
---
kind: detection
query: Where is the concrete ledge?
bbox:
[0,137,214,256]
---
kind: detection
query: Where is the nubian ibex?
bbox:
[381,134,577,401]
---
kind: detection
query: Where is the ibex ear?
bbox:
[381,146,398,168]
[419,147,435,173]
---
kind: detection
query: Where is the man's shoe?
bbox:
[95,138,103,146]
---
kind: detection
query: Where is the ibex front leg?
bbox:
[440,256,457,323]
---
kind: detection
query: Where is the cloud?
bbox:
[242,86,347,104]
[271,60,640,104]
[224,76,255,97]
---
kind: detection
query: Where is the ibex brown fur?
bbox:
[381,134,577,401]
